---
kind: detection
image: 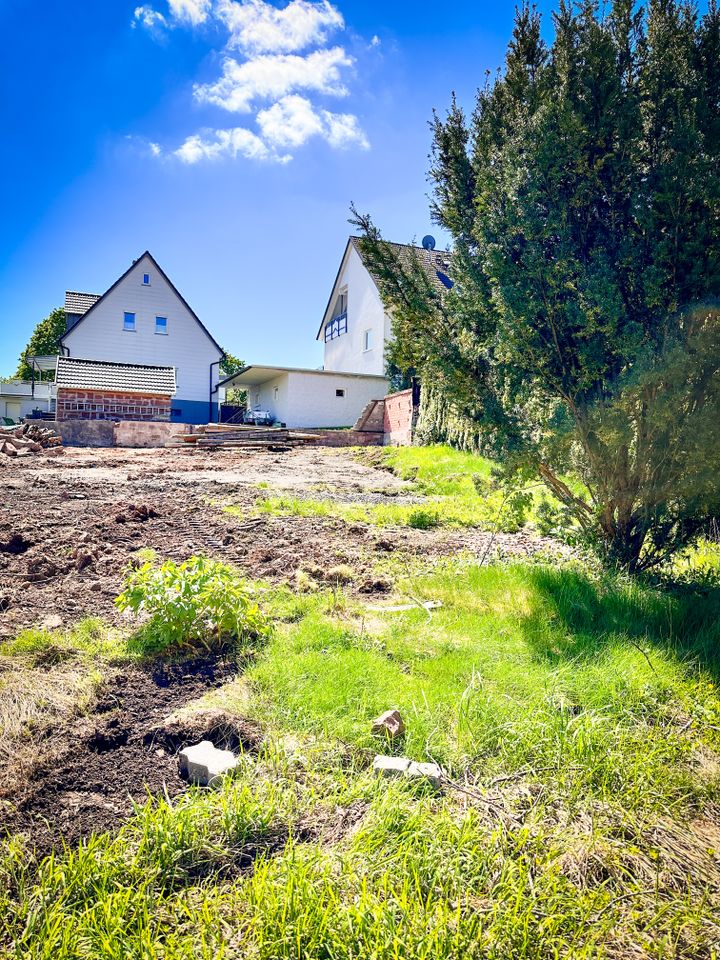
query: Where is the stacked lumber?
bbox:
[0,423,63,458]
[175,424,317,452]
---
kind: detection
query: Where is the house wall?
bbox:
[61,253,222,423]
[246,373,292,422]
[56,388,171,422]
[322,246,390,376]
[285,371,388,428]
[0,381,55,420]
[246,371,388,429]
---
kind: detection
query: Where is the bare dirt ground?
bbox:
[0,445,562,638]
[0,445,565,854]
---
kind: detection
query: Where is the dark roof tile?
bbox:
[55,357,176,395]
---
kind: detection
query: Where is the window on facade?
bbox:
[123,312,136,331]
[155,316,168,335]
[336,388,345,398]
[363,329,373,351]
[143,274,150,285]
[273,386,279,401]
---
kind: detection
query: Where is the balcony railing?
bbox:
[0,380,55,398]
[324,312,348,342]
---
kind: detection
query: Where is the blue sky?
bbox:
[0,0,554,375]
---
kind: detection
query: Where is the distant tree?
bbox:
[219,349,246,406]
[15,308,66,380]
[354,0,720,573]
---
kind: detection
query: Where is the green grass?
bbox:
[227,444,523,530]
[0,618,128,660]
[232,444,568,532]
[3,564,720,957]
[250,562,720,813]
[374,443,495,495]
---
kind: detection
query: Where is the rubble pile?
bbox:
[0,423,63,458]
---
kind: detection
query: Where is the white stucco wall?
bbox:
[61,253,222,405]
[322,246,389,376]
[247,371,388,429]
[0,382,55,420]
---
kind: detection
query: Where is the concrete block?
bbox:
[178,740,239,787]
[373,755,411,778]
[407,761,443,789]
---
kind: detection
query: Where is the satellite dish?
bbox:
[422,235,436,251]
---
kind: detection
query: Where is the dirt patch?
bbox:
[0,531,33,555]
[1,655,248,857]
[147,706,264,753]
[0,446,567,638]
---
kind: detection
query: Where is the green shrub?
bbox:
[406,507,440,529]
[116,556,268,653]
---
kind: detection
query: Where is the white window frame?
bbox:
[155,316,168,335]
[363,328,373,351]
[123,312,136,332]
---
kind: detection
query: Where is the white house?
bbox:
[60,252,224,424]
[317,236,453,375]
[0,380,55,422]
[227,365,388,430]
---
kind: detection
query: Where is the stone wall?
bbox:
[383,389,417,446]
[56,388,171,422]
[47,419,194,448]
[300,428,384,447]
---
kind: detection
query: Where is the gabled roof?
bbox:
[317,236,453,340]
[56,356,177,395]
[59,251,224,355]
[64,291,101,315]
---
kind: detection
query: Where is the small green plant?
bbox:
[406,507,440,529]
[116,556,269,653]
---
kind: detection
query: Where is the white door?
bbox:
[5,402,21,422]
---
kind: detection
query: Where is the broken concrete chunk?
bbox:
[371,709,406,740]
[178,740,239,787]
[407,761,443,789]
[373,755,443,789]
[372,755,411,778]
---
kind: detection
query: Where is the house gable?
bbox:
[60,251,222,354]
[60,252,224,419]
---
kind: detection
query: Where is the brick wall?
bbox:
[383,389,416,445]
[56,388,171,422]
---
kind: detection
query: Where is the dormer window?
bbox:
[143,274,150,285]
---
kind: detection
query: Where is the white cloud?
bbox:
[137,0,370,164]
[370,34,380,47]
[168,0,211,25]
[321,108,368,149]
[194,46,351,113]
[256,94,323,146]
[132,5,168,30]
[216,0,343,54]
[256,94,367,150]
[174,126,281,162]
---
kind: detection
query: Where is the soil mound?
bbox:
[2,655,243,856]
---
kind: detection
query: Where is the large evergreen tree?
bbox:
[355,0,720,572]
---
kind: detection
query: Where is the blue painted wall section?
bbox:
[171,399,217,424]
